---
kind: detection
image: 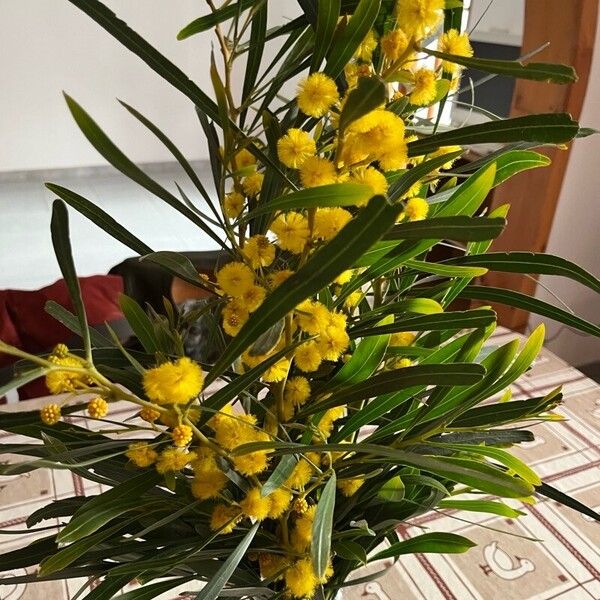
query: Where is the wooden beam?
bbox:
[484,0,597,331]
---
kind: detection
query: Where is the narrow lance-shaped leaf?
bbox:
[312,472,337,578]
[177,0,255,39]
[371,532,476,561]
[310,0,340,71]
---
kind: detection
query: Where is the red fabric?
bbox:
[5,275,123,354]
[2,275,124,400]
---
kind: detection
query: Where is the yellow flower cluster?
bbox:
[40,403,61,425]
[438,28,474,74]
[191,448,228,500]
[143,357,204,405]
[126,442,158,468]
[87,397,108,418]
[45,354,89,395]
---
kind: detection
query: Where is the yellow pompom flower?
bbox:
[317,325,350,361]
[155,447,196,474]
[410,68,438,106]
[143,357,204,405]
[233,148,256,169]
[216,261,255,298]
[262,358,290,383]
[313,207,352,241]
[381,28,410,61]
[126,442,158,468]
[338,477,365,497]
[394,357,414,368]
[191,459,228,500]
[259,553,288,580]
[210,504,241,534]
[404,197,429,221]
[295,300,330,335]
[299,156,337,188]
[45,356,87,394]
[242,172,264,197]
[139,406,161,422]
[270,211,310,254]
[232,446,271,477]
[379,142,409,172]
[286,459,314,490]
[87,397,109,419]
[333,270,354,285]
[171,424,193,447]
[354,29,378,62]
[390,332,416,346]
[268,269,295,289]
[222,298,250,337]
[344,290,363,309]
[285,558,319,599]
[40,403,61,425]
[438,29,473,73]
[52,342,70,358]
[396,0,444,38]
[224,191,245,218]
[284,376,311,407]
[243,235,276,269]
[267,488,293,519]
[297,72,339,117]
[317,406,346,439]
[350,166,388,200]
[294,341,323,372]
[240,487,272,521]
[277,128,316,168]
[240,284,267,313]
[289,505,316,551]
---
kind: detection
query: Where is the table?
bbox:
[1,328,599,599]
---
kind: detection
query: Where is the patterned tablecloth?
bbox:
[0,328,599,600]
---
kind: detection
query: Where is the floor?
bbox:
[0,162,221,290]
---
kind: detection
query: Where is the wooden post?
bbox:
[484,0,598,331]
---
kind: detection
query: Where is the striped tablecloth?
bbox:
[1,328,599,600]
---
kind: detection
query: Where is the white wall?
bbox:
[529,15,600,367]
[0,0,298,173]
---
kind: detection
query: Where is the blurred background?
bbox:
[0,0,598,372]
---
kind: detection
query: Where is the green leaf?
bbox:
[324,0,381,78]
[378,475,405,502]
[459,286,600,337]
[371,532,476,561]
[63,94,228,251]
[339,76,387,132]
[536,481,600,522]
[50,200,91,359]
[195,522,259,600]
[206,196,400,385]
[118,578,195,600]
[68,0,220,122]
[312,472,337,579]
[438,499,525,518]
[405,258,488,278]
[46,183,154,256]
[408,113,579,156]
[177,0,255,39]
[333,540,367,564]
[45,300,113,348]
[311,0,340,71]
[261,455,298,497]
[424,48,577,84]
[383,216,506,242]
[242,183,374,221]
[118,294,159,354]
[446,252,600,294]
[140,251,213,290]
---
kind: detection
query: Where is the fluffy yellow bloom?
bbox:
[295,300,330,335]
[313,207,352,241]
[233,148,256,169]
[344,290,363,309]
[240,285,266,313]
[40,403,61,425]
[299,156,337,188]
[45,356,87,394]
[262,358,290,383]
[86,397,108,418]
[317,406,346,439]
[396,0,444,38]
[210,504,241,534]
[208,404,240,449]
[338,478,365,497]
[404,197,429,221]
[155,448,196,474]
[350,166,388,200]
[242,172,264,197]
[52,342,69,358]
[270,211,310,254]
[294,341,323,372]
[410,68,438,106]
[355,29,378,62]
[243,235,276,269]
[286,458,314,490]
[438,29,474,73]
[216,261,255,297]
[381,28,410,61]
[143,357,204,405]
[284,376,311,407]
[191,456,228,500]
[268,269,295,288]
[297,72,339,117]
[285,558,319,599]
[126,442,158,468]
[232,446,271,476]
[222,300,247,335]
[139,406,161,423]
[289,505,316,552]
[224,191,245,218]
[259,553,288,580]
[394,357,414,368]
[277,128,316,168]
[317,325,350,361]
[171,424,193,447]
[267,488,293,519]
[390,332,416,346]
[240,487,272,521]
